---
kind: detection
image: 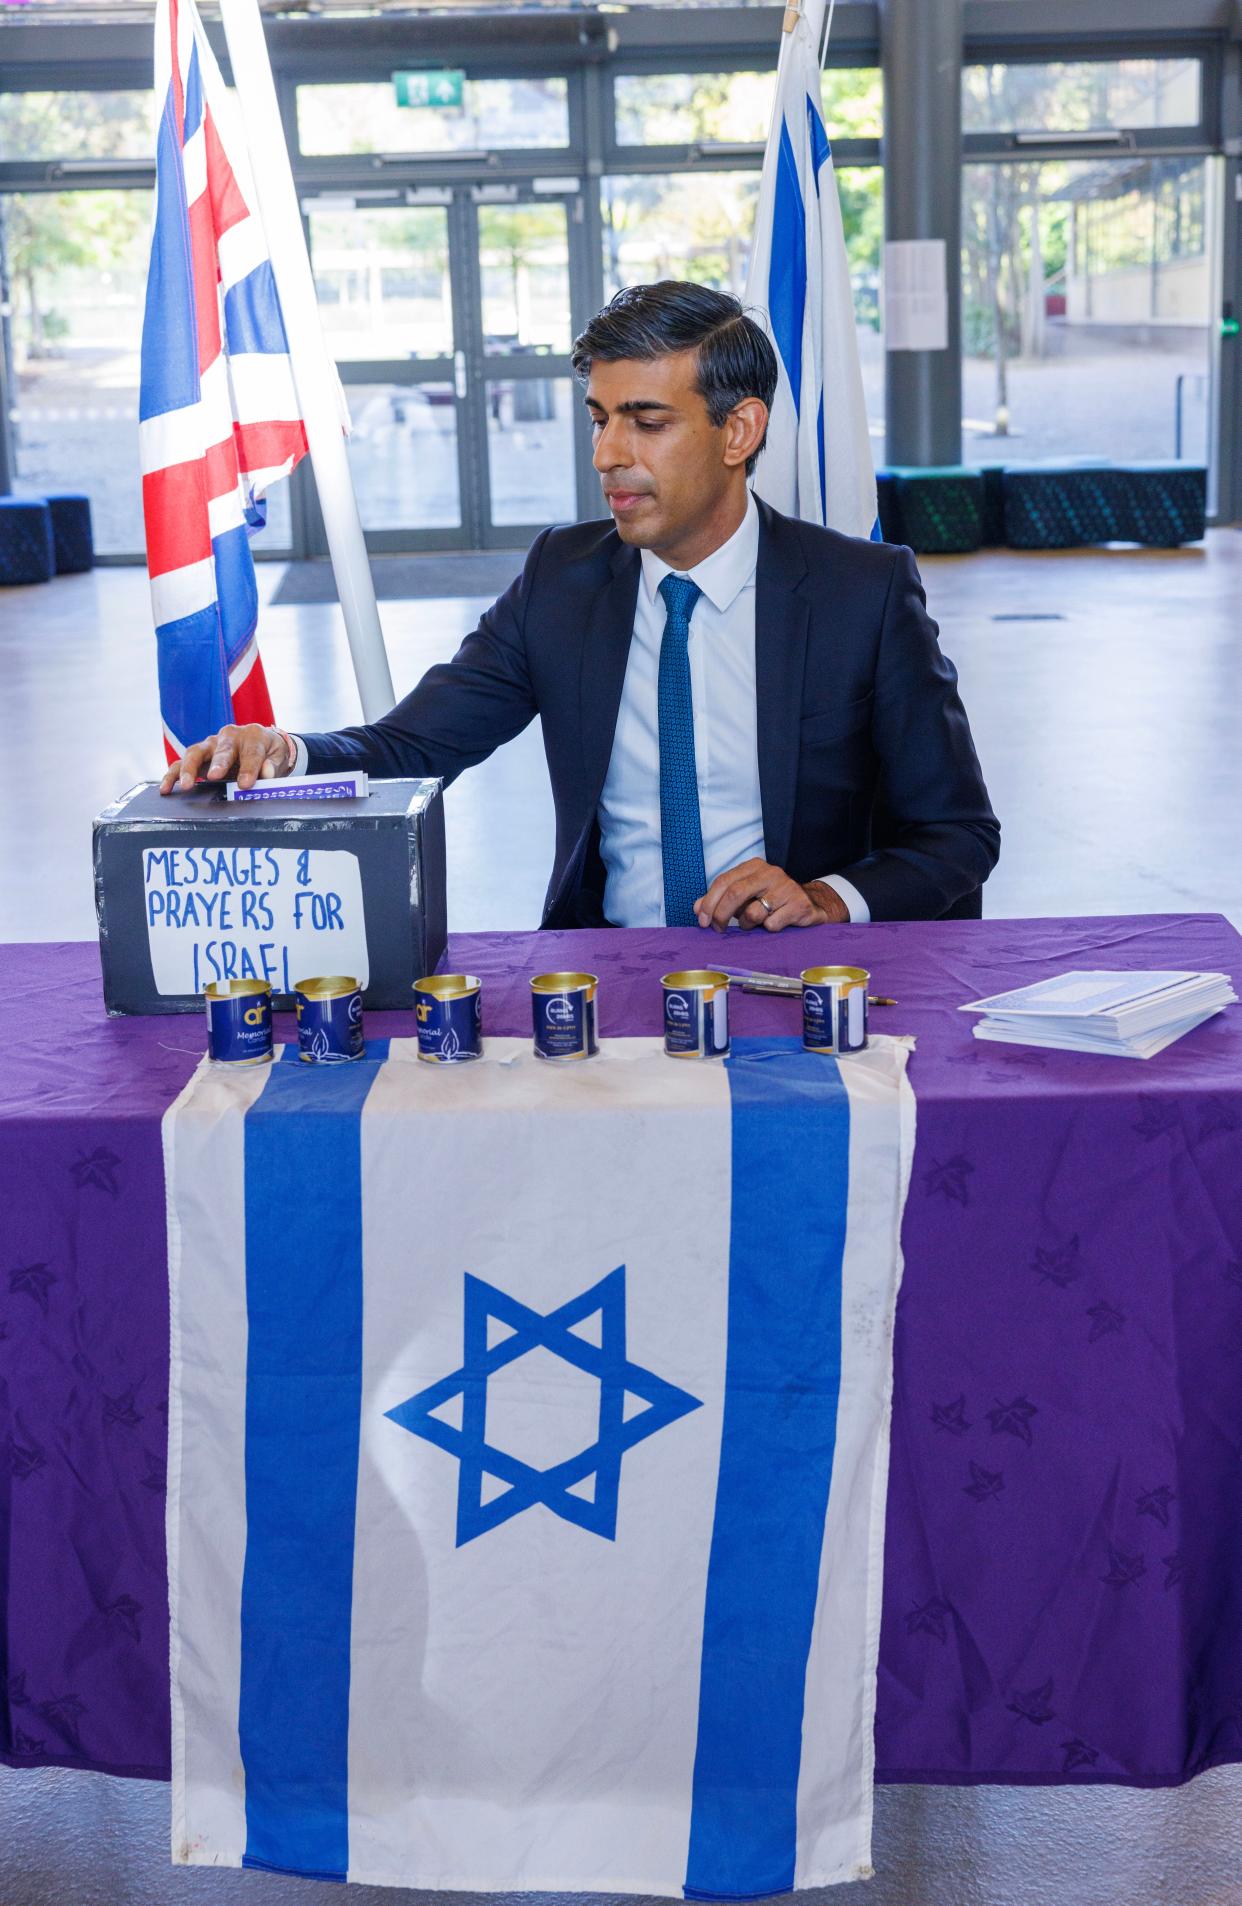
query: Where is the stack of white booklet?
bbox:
[960,970,1238,1059]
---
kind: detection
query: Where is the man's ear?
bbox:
[722,398,768,470]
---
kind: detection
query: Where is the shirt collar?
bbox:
[639,490,759,616]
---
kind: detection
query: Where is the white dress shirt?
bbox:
[596,494,869,927]
[291,494,869,925]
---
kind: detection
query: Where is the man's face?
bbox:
[585,350,749,553]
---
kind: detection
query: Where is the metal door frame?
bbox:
[463,176,594,548]
[298,187,479,554]
[298,175,595,554]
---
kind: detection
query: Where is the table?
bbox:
[3,916,1242,1791]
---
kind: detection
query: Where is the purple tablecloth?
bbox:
[3,916,1242,1789]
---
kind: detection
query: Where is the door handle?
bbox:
[454,350,468,399]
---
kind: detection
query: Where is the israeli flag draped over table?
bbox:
[164,1034,915,1896]
[745,0,878,538]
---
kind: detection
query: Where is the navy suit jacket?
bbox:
[302,500,1000,926]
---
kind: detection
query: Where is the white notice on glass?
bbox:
[884,240,949,352]
[143,844,369,995]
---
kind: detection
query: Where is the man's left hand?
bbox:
[693,860,850,932]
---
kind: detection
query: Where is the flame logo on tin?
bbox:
[441,1027,461,1061]
[348,994,363,1026]
[311,1027,331,1060]
[804,988,825,1015]
[666,994,690,1020]
[546,996,575,1026]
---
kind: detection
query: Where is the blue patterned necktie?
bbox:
[657,573,707,927]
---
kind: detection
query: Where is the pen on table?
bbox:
[713,966,897,1006]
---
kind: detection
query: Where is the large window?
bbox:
[0,90,154,161]
[478,203,572,356]
[960,158,1215,469]
[296,79,569,157]
[964,60,1202,135]
[614,67,881,145]
[309,206,454,360]
[3,188,150,557]
[2,188,290,558]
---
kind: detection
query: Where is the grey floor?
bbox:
[4,1762,1242,1906]
[4,535,1242,1903]
[3,534,1242,942]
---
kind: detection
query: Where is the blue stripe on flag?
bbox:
[224,261,293,358]
[156,602,233,746]
[817,390,826,522]
[139,90,200,422]
[239,1043,391,1882]
[806,94,831,194]
[685,1036,849,1900]
[768,121,807,417]
[213,522,260,672]
[183,44,204,141]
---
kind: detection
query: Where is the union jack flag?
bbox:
[140,0,308,761]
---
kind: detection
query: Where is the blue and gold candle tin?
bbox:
[801,965,870,1055]
[294,975,365,1063]
[414,974,482,1063]
[660,969,730,1059]
[531,971,599,1062]
[205,978,273,1066]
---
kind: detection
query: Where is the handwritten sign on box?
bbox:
[93,779,446,1016]
[143,844,369,996]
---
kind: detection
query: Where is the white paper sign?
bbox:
[143,844,369,996]
[884,239,949,352]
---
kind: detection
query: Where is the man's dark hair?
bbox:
[570,281,778,477]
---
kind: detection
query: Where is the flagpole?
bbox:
[819,0,837,66]
[217,0,396,722]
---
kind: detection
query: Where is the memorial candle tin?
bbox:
[204,978,273,1066]
[661,969,731,1059]
[294,975,365,1063]
[801,965,870,1055]
[414,974,482,1063]
[531,971,599,1062]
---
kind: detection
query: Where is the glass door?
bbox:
[304,193,469,550]
[303,182,588,551]
[470,186,582,544]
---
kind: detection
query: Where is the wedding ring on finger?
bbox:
[758,896,774,914]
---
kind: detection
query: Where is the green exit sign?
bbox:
[394,69,465,111]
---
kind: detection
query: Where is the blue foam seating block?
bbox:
[0,496,56,585]
[889,467,983,554]
[1115,462,1207,547]
[43,490,95,573]
[978,466,1007,547]
[1003,463,1207,549]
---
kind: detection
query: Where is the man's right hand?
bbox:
[159,724,294,795]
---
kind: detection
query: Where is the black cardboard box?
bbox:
[93,778,446,1015]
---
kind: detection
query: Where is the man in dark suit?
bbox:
[163,281,998,930]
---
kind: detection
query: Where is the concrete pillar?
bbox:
[881,0,963,466]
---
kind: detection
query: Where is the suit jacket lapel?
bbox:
[754,500,810,871]
[578,537,641,815]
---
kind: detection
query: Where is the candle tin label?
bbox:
[801,966,870,1055]
[294,976,365,1063]
[661,969,730,1059]
[205,979,273,1066]
[531,972,599,1062]
[414,975,482,1063]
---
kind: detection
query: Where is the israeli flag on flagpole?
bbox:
[745,0,879,539]
[164,1034,914,1896]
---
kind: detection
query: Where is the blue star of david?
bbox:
[386,1268,700,1545]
